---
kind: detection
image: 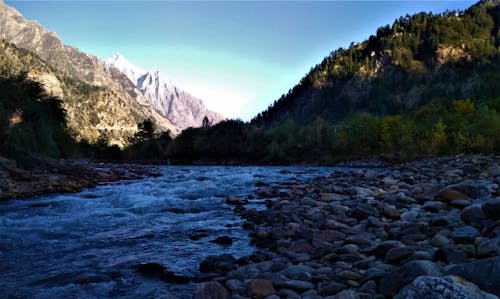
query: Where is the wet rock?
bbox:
[318,282,346,296]
[446,256,500,296]
[385,246,414,264]
[135,262,167,277]
[193,281,230,299]
[331,289,360,299]
[313,230,346,243]
[379,204,400,219]
[347,187,373,198]
[245,278,276,298]
[284,279,315,292]
[439,189,469,203]
[434,246,467,264]
[477,237,500,258]
[211,236,233,245]
[226,197,248,205]
[482,198,500,220]
[378,260,443,297]
[225,279,244,292]
[450,226,479,243]
[200,254,235,273]
[444,182,489,199]
[450,199,472,208]
[351,204,379,220]
[394,275,498,299]
[461,205,488,226]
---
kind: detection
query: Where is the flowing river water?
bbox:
[0,166,343,298]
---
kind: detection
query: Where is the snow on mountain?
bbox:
[106,52,225,130]
[105,52,145,85]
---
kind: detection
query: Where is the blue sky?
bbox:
[7,1,476,120]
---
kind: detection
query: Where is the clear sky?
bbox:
[7,0,477,120]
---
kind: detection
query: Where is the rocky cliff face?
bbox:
[0,1,180,146]
[106,53,225,130]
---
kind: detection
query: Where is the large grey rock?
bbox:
[378,260,443,297]
[446,256,500,296]
[394,275,498,299]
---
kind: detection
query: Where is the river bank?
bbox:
[193,155,500,298]
[0,156,160,201]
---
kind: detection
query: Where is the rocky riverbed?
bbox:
[0,156,159,200]
[193,155,500,299]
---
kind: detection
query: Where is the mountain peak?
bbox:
[105,52,144,84]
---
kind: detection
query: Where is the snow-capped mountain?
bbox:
[106,53,225,130]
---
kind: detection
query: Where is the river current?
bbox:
[0,166,341,298]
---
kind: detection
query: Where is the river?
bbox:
[0,165,343,298]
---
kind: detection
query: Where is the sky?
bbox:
[7,1,477,120]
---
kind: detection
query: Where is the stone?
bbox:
[482,198,500,220]
[434,246,467,264]
[482,164,500,177]
[313,230,346,243]
[318,282,346,296]
[320,193,349,202]
[331,289,360,299]
[336,270,362,281]
[199,254,235,273]
[225,279,244,292]
[347,187,373,198]
[445,182,489,199]
[450,199,472,208]
[380,204,400,219]
[385,246,414,264]
[192,281,230,299]
[378,260,443,297]
[394,275,498,299]
[431,233,452,247]
[477,237,500,258]
[226,197,248,205]
[439,189,469,203]
[461,205,488,225]
[245,279,276,298]
[446,256,500,296]
[423,201,445,212]
[450,226,479,243]
[210,236,233,245]
[351,204,379,220]
[284,279,315,292]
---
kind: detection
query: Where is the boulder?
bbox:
[378,260,443,297]
[450,226,480,243]
[394,275,498,299]
[192,281,230,299]
[446,256,500,296]
[461,205,488,226]
[385,246,414,264]
[477,238,500,258]
[245,278,276,298]
[351,204,379,220]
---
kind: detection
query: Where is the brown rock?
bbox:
[439,189,469,203]
[245,278,276,298]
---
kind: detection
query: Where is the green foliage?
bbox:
[0,74,76,158]
[252,1,500,128]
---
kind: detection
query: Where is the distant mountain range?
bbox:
[0,0,223,147]
[105,53,224,130]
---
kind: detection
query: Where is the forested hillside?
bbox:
[253,0,499,126]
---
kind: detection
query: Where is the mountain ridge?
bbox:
[0,1,180,146]
[105,53,225,130]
